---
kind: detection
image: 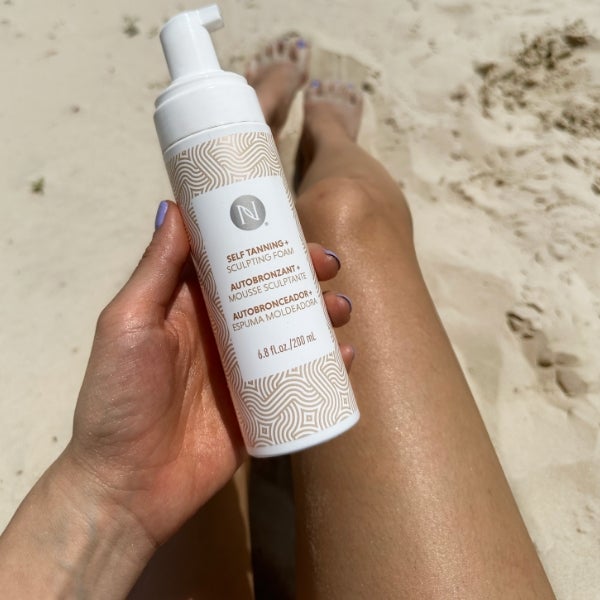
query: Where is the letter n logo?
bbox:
[230,195,266,230]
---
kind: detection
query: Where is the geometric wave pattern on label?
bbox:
[238,349,357,448]
[167,130,357,451]
[167,131,283,204]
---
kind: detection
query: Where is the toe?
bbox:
[288,36,305,62]
[326,81,338,96]
[293,38,310,75]
[307,79,323,99]
[346,83,358,104]
[345,83,358,104]
[354,87,364,109]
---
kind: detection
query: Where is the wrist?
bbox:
[0,447,155,598]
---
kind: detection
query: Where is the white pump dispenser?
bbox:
[154,5,359,457]
[160,6,222,79]
[155,6,264,153]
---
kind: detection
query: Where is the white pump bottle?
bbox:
[154,5,359,457]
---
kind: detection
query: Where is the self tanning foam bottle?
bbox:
[154,5,359,457]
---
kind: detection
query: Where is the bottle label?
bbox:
[166,125,357,450]
[196,175,335,380]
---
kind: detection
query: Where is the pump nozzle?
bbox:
[160,5,224,80]
[154,4,265,152]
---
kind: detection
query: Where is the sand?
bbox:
[1,0,599,597]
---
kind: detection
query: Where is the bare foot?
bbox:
[294,80,364,191]
[304,80,363,141]
[246,33,310,139]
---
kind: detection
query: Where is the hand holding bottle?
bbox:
[0,201,353,596]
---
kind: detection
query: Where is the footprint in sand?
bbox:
[506,303,588,398]
[555,364,588,397]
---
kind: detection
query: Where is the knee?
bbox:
[296,176,412,238]
[298,177,373,224]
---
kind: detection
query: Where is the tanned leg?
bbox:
[292,81,555,600]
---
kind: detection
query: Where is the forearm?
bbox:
[0,450,155,599]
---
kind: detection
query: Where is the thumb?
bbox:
[111,201,190,322]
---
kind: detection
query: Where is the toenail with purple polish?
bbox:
[296,38,307,48]
[310,79,320,88]
[323,249,341,269]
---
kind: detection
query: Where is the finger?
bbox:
[111,201,190,321]
[308,243,341,281]
[323,291,352,327]
[339,344,355,372]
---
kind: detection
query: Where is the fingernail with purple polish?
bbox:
[337,293,353,312]
[296,38,307,48]
[155,200,169,230]
[324,249,341,269]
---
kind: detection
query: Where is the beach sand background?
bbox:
[1,0,599,597]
